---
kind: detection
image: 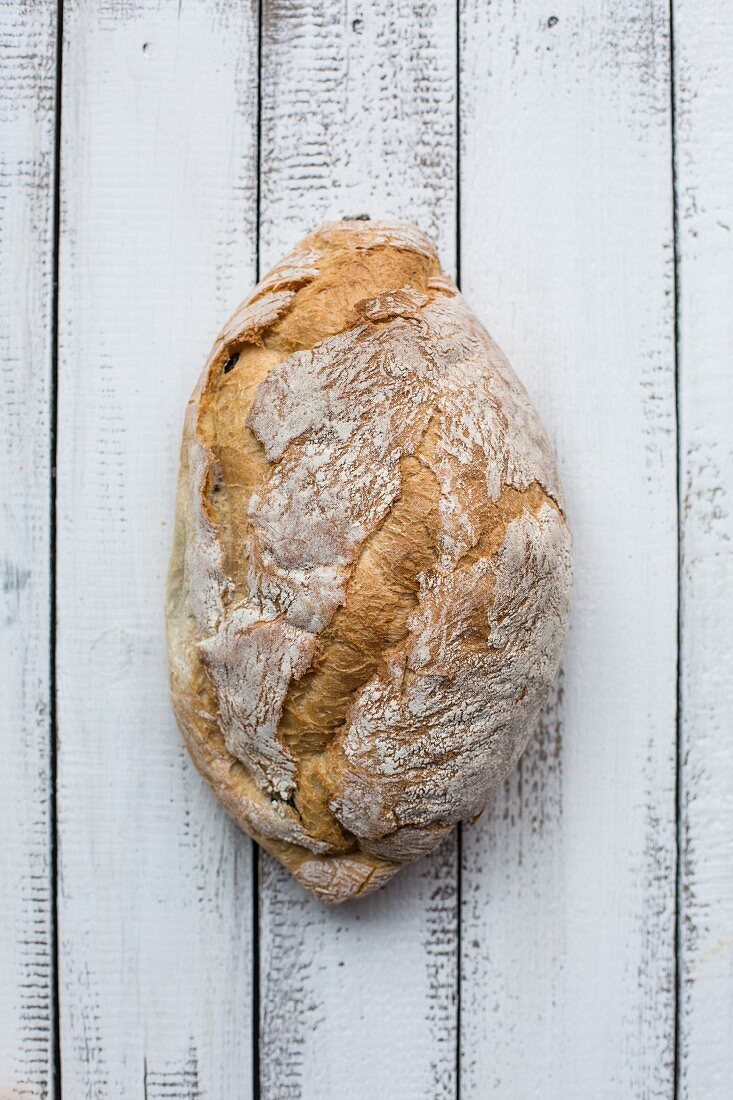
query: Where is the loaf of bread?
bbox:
[166,219,571,903]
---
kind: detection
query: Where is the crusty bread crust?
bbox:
[166,220,572,903]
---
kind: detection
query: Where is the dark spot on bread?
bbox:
[223,351,240,374]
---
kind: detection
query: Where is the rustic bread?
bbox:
[166,219,572,903]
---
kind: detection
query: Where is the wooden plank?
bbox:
[257,3,459,1097]
[0,1,57,1096]
[56,2,258,1095]
[458,2,678,1095]
[674,1,733,1095]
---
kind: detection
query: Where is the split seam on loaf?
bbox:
[166,220,572,903]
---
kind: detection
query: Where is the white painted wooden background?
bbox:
[1,1,731,1097]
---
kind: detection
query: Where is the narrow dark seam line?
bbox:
[50,1,65,1096]
[255,0,263,288]
[454,0,462,294]
[455,824,463,1100]
[251,840,261,1100]
[251,4,264,1099]
[669,0,683,1096]
[455,7,463,1099]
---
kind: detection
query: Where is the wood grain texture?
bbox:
[259,0,457,274]
[674,2,733,1095]
[0,1,57,1096]
[2,0,729,1089]
[55,2,257,1095]
[458,2,678,1095]
[257,2,459,1096]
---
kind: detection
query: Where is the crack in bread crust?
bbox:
[166,219,572,903]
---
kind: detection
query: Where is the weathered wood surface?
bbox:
[0,2,57,1097]
[257,4,459,1098]
[674,2,733,1096]
[1,0,731,1096]
[55,2,257,1095]
[458,2,678,1095]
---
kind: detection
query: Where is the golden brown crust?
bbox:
[166,219,572,903]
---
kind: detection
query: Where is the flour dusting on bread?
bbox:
[167,220,571,903]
